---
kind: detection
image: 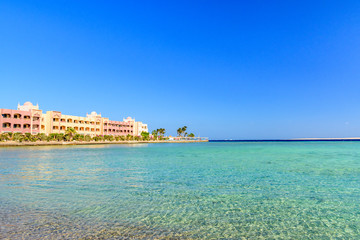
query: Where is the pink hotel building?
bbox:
[0,102,148,137]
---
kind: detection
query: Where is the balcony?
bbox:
[14,114,22,119]
[2,123,11,128]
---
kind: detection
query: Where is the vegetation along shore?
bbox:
[0,126,208,147]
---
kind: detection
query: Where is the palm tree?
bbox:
[152,130,158,140]
[159,128,166,137]
[177,128,183,137]
[181,126,187,137]
[65,127,77,141]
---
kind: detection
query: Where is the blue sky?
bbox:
[1,1,360,139]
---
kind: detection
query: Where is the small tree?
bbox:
[13,133,24,142]
[37,133,47,141]
[74,134,84,141]
[141,131,150,141]
[85,135,92,141]
[56,133,65,141]
[65,128,77,141]
[104,135,114,141]
[0,133,10,141]
[188,133,195,137]
[48,133,57,141]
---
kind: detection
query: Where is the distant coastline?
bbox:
[210,138,360,142]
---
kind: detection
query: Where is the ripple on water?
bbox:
[1,142,360,239]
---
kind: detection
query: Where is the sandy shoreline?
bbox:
[0,140,208,147]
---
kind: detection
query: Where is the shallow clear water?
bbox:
[1,142,360,239]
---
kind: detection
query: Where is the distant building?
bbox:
[123,117,148,136]
[0,102,148,136]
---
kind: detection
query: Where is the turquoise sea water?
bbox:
[1,142,360,239]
